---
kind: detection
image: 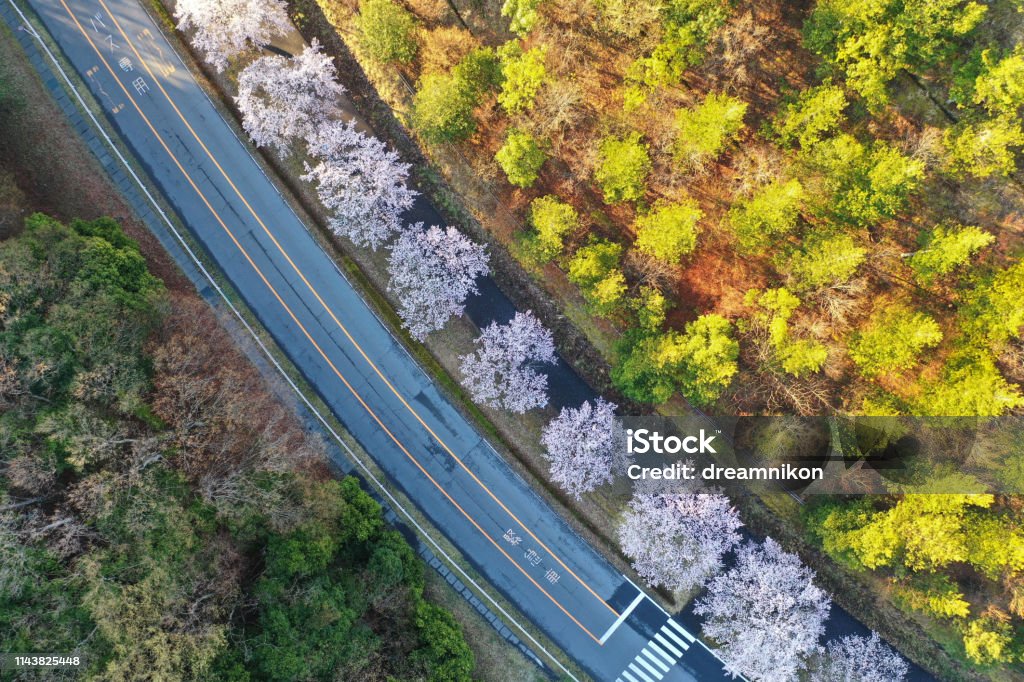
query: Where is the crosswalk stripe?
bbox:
[643,648,670,673]
[648,640,675,665]
[629,662,655,682]
[654,632,683,657]
[621,670,640,682]
[661,625,689,650]
[636,654,663,679]
[667,619,696,643]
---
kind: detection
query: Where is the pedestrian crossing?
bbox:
[615,619,696,682]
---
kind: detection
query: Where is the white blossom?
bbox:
[459,311,556,413]
[302,119,417,249]
[387,224,489,340]
[175,0,291,72]
[695,537,831,681]
[541,398,618,499]
[618,489,741,591]
[235,41,344,153]
[811,632,909,682]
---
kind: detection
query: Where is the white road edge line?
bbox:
[3,3,579,679]
[599,590,646,644]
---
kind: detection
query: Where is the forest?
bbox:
[314,0,1024,419]
[290,0,1024,677]
[18,0,1018,677]
[0,213,474,680]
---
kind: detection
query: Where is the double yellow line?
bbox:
[58,0,621,643]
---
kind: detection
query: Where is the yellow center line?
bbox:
[94,0,620,619]
[55,0,610,643]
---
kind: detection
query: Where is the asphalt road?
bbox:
[19,0,744,679]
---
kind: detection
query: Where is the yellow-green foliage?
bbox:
[634,198,702,263]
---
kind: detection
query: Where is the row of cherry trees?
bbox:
[177,0,561,380]
[541,393,908,680]
[172,3,911,679]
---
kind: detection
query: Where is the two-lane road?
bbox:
[17,0,737,679]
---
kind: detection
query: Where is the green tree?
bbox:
[787,231,866,291]
[747,288,828,377]
[727,178,804,253]
[634,199,702,263]
[805,135,925,227]
[914,351,1024,416]
[944,115,1024,178]
[357,0,418,64]
[412,73,478,144]
[595,132,651,204]
[673,92,747,167]
[803,0,987,109]
[891,573,972,620]
[495,128,546,188]
[498,43,547,113]
[452,47,504,95]
[962,617,1015,665]
[567,239,627,316]
[808,475,994,572]
[612,314,738,406]
[961,261,1024,346]
[631,286,671,331]
[501,0,541,36]
[623,0,730,104]
[956,46,1024,116]
[412,602,475,681]
[775,83,847,148]
[849,306,942,377]
[908,224,994,285]
[526,195,579,261]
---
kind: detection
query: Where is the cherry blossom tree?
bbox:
[541,398,618,499]
[618,489,742,591]
[695,537,831,681]
[236,41,345,154]
[302,119,417,249]
[811,632,908,682]
[386,224,489,340]
[459,311,556,413]
[175,0,291,72]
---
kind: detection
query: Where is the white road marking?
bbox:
[599,590,647,644]
[654,632,684,657]
[661,625,690,650]
[648,640,676,665]
[621,669,640,682]
[629,662,655,682]
[667,618,696,643]
[643,648,670,673]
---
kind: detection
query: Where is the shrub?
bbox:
[357,0,418,64]
[495,128,546,188]
[595,132,650,204]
